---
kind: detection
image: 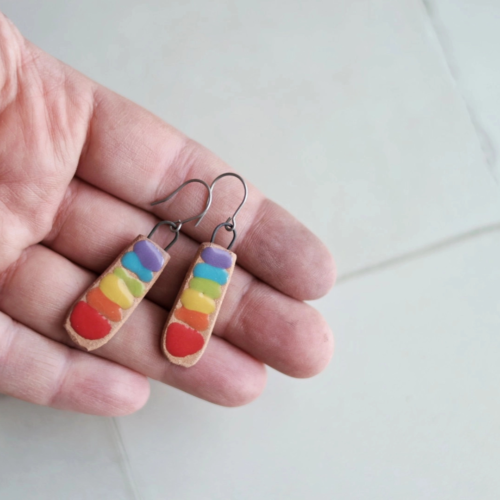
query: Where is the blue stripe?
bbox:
[121,252,153,282]
[193,263,228,285]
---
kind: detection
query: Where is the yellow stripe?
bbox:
[181,288,215,314]
[99,274,134,309]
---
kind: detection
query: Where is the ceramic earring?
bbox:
[64,179,212,351]
[162,173,248,367]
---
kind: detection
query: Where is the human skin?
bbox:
[0,13,335,416]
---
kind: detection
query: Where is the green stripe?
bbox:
[189,277,222,299]
[114,267,145,297]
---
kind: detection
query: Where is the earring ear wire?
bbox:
[208,173,248,250]
[149,178,213,250]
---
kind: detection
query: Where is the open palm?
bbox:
[0,14,335,415]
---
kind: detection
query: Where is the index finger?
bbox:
[72,70,336,300]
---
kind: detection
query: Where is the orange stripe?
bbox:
[174,307,209,331]
[87,287,122,322]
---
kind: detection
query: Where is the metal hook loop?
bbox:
[211,222,237,250]
[149,178,212,251]
[147,221,181,251]
[209,173,248,249]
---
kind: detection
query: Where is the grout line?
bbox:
[336,222,500,284]
[108,417,143,500]
[421,0,497,180]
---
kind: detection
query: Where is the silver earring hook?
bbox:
[148,178,212,251]
[209,172,248,250]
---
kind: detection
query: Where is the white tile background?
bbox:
[1,0,499,498]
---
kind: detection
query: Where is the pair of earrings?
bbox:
[64,173,247,368]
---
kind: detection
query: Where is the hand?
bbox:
[0,13,335,415]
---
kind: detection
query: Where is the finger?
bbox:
[0,311,149,416]
[0,245,267,407]
[44,179,334,376]
[75,83,335,300]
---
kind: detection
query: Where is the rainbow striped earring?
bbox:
[64,179,212,351]
[162,173,248,367]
